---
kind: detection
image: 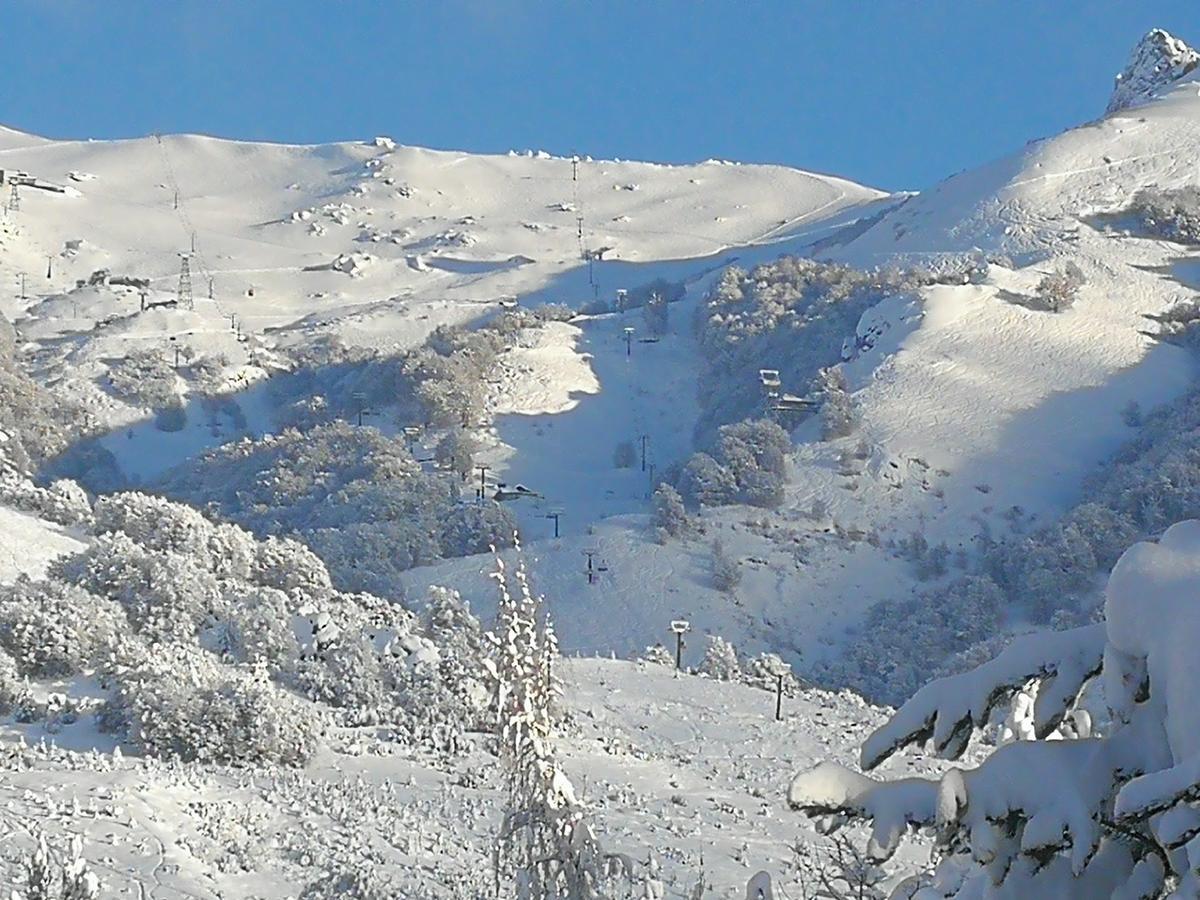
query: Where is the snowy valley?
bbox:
[1,23,1200,899]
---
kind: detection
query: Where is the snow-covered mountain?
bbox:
[2,29,1198,681]
[2,26,1200,897]
[400,32,1200,703]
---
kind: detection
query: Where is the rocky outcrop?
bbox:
[1108,28,1199,114]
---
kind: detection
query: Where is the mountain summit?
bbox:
[1107,28,1199,114]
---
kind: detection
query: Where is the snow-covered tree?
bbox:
[711,540,741,593]
[819,367,859,440]
[643,290,669,337]
[789,520,1200,897]
[613,439,638,469]
[698,635,740,681]
[436,427,477,479]
[489,543,633,898]
[651,483,690,541]
[677,452,737,508]
[718,419,791,508]
[676,420,790,511]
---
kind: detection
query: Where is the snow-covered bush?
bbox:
[105,348,179,410]
[94,491,258,581]
[0,577,128,677]
[819,366,859,440]
[698,635,740,681]
[742,653,804,695]
[821,575,1004,705]
[650,483,690,540]
[1126,185,1200,245]
[677,419,790,510]
[300,869,399,900]
[791,521,1200,897]
[0,646,20,714]
[16,833,101,900]
[107,645,323,766]
[203,583,299,671]
[1027,261,1086,313]
[293,633,401,724]
[640,643,675,668]
[0,474,92,527]
[53,532,226,643]
[793,836,885,900]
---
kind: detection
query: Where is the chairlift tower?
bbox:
[177,253,194,310]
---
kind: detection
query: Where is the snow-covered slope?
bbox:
[0,504,84,583]
[0,657,940,897]
[834,43,1200,264]
[401,31,1200,695]
[0,124,886,472]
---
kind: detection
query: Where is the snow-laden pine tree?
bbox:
[789,519,1200,898]
[488,542,634,899]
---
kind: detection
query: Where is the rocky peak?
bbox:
[1107,28,1199,114]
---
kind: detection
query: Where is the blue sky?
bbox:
[2,1,1196,190]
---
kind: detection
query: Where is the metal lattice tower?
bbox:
[177,253,193,310]
[7,183,18,213]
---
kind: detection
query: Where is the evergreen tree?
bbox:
[489,542,634,899]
